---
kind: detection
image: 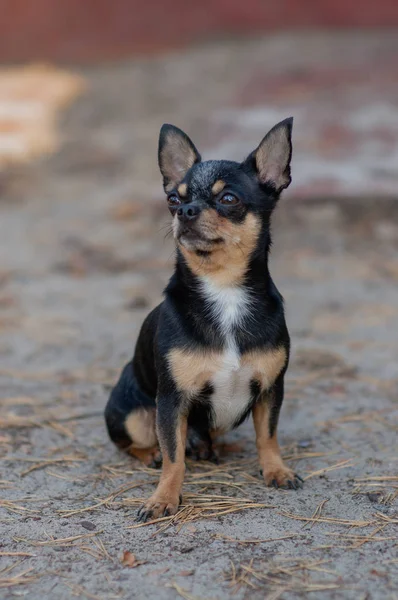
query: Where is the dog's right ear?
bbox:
[158,124,201,191]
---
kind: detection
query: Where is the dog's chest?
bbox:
[168,282,286,431]
[209,345,254,431]
[201,280,254,431]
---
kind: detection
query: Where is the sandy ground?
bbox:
[1,33,397,600]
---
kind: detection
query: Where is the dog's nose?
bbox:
[177,204,200,222]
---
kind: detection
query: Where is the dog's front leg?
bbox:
[137,394,187,522]
[253,375,303,490]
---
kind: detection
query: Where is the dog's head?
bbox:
[158,119,293,284]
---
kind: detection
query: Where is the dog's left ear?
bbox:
[244,117,293,193]
[158,124,201,191]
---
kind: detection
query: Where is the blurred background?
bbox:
[1,1,398,372]
[1,4,398,598]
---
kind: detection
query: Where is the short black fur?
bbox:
[104,118,301,521]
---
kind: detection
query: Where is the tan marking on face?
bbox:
[172,212,179,238]
[177,183,188,197]
[168,348,224,394]
[141,415,187,518]
[179,211,261,286]
[211,179,225,195]
[252,400,296,486]
[241,347,287,391]
[124,408,157,449]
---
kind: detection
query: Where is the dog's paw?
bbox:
[185,431,218,463]
[147,450,162,469]
[186,445,219,463]
[127,446,162,469]
[136,493,182,522]
[261,466,304,490]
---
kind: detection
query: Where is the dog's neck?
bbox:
[164,224,275,350]
[168,222,273,303]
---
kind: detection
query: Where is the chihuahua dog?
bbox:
[105,117,303,522]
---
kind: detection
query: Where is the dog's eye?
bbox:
[219,193,240,206]
[167,194,181,207]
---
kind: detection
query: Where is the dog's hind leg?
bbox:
[123,408,162,468]
[104,362,161,467]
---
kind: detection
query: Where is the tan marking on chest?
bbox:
[168,348,224,394]
[168,346,287,395]
[241,347,287,390]
[180,211,261,287]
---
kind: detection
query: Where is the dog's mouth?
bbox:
[177,228,224,252]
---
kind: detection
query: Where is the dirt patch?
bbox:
[1,33,398,600]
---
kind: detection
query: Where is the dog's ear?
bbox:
[244,117,293,193]
[158,124,201,190]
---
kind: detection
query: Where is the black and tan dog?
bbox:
[105,117,303,522]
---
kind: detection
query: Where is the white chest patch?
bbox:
[210,347,255,430]
[200,278,254,431]
[201,278,250,334]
